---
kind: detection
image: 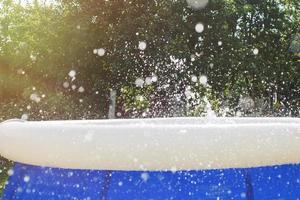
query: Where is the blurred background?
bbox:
[0,0,299,195]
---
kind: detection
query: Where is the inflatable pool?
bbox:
[0,117,300,170]
[1,117,300,200]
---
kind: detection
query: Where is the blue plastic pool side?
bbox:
[2,163,300,199]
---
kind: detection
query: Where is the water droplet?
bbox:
[21,114,29,120]
[138,41,147,51]
[199,75,208,85]
[71,85,77,90]
[135,78,144,87]
[68,70,76,78]
[30,54,37,62]
[145,77,153,85]
[7,169,14,176]
[136,95,144,101]
[186,0,209,10]
[253,48,259,55]
[151,75,158,82]
[240,192,246,198]
[191,75,198,82]
[185,87,195,99]
[63,82,70,88]
[30,93,41,103]
[23,175,30,182]
[141,172,149,182]
[97,48,106,56]
[195,23,204,33]
[78,86,85,93]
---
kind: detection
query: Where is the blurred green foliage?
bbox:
[0,0,299,120]
[0,156,12,196]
